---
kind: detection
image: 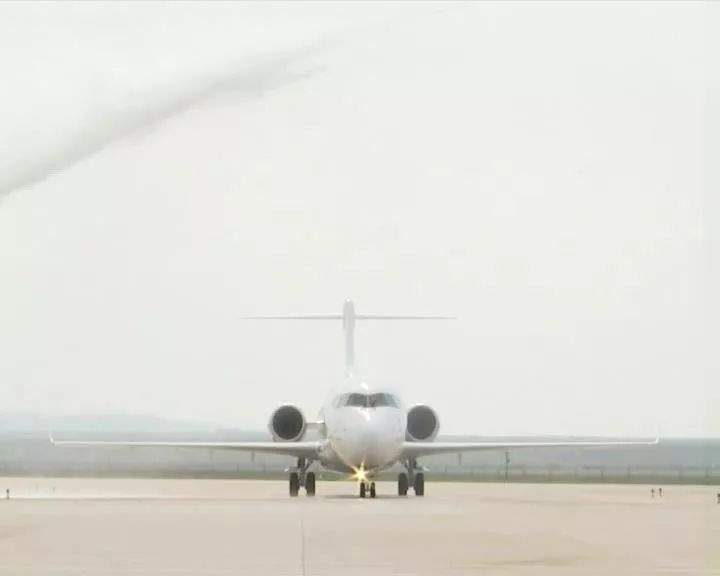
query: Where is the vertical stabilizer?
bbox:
[342,300,356,374]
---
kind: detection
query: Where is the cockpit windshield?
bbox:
[345,393,367,407]
[368,393,398,407]
[335,392,399,409]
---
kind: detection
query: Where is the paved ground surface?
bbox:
[0,477,717,575]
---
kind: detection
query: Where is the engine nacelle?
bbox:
[269,404,306,442]
[405,404,440,442]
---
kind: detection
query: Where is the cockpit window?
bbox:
[368,393,398,408]
[336,392,399,408]
[345,393,367,407]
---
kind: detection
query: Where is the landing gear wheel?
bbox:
[289,472,300,497]
[413,472,425,496]
[398,473,408,496]
[306,472,316,497]
[370,482,376,498]
[359,482,366,498]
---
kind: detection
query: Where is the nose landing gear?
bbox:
[359,481,377,498]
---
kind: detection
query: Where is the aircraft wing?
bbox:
[401,437,659,458]
[50,436,321,459]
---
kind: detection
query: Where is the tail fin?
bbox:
[242,299,455,374]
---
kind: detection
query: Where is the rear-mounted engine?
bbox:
[269,405,306,442]
[405,404,440,441]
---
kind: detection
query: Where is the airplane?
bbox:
[52,299,659,498]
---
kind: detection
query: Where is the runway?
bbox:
[0,477,717,575]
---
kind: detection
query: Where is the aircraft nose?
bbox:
[332,409,404,469]
[359,427,384,443]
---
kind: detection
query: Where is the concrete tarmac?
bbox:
[0,477,717,575]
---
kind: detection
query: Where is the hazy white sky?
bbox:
[0,2,717,437]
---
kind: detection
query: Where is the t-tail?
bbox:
[242,299,455,374]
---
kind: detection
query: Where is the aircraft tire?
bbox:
[398,473,408,496]
[414,472,424,496]
[359,482,366,498]
[370,482,376,498]
[289,472,300,497]
[306,472,316,497]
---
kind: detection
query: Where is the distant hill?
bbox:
[1,412,221,434]
[0,412,270,442]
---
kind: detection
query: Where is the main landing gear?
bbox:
[289,458,316,497]
[398,458,425,497]
[398,472,408,496]
[359,481,377,498]
[414,472,425,496]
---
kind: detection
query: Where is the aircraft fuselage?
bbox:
[319,381,407,474]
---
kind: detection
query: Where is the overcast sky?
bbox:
[0,2,717,437]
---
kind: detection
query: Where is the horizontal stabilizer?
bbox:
[241,299,455,373]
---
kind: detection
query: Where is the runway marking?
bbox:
[300,515,306,576]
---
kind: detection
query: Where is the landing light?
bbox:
[351,462,368,484]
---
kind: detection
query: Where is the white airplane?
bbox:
[53,300,658,498]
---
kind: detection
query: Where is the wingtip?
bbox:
[653,424,661,445]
